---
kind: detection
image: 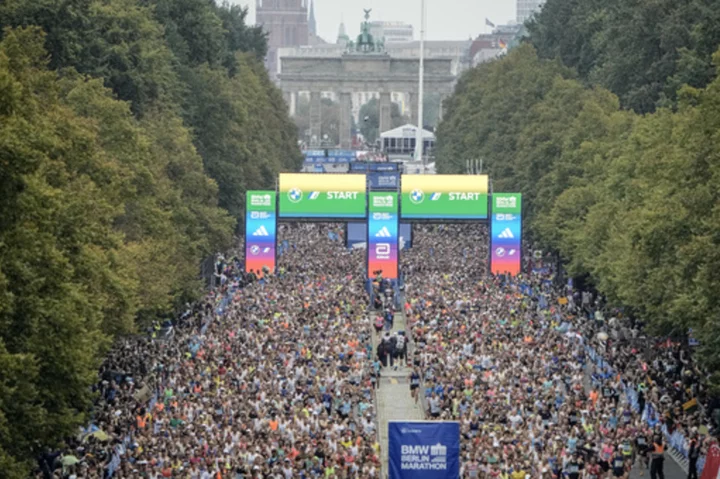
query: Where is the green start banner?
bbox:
[401,175,489,220]
[278,173,367,219]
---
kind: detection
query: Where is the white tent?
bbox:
[380,124,435,140]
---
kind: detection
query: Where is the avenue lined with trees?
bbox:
[0,0,300,473]
[437,0,720,388]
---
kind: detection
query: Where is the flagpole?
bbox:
[414,0,426,172]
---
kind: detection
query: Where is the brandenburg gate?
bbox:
[278,10,455,148]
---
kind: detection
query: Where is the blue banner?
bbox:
[349,162,369,172]
[369,171,400,189]
[389,422,460,479]
[369,162,399,172]
[347,222,411,249]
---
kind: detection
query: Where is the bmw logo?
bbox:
[409,189,425,204]
[495,247,506,258]
[250,245,260,255]
[288,188,302,203]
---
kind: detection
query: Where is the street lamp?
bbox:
[414,0,426,171]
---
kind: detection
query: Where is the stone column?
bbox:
[379,92,392,136]
[309,91,322,147]
[339,91,353,149]
[409,91,419,126]
[289,91,297,117]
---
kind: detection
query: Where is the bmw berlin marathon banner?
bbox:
[490,193,522,276]
[245,190,276,276]
[367,192,399,279]
[389,422,460,479]
[278,173,367,219]
[401,175,489,220]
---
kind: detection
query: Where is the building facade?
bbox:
[516,0,546,24]
[368,21,414,43]
[256,0,310,81]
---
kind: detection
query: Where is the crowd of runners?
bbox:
[402,225,715,479]
[41,222,717,479]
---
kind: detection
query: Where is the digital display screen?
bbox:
[490,193,522,276]
[367,192,399,279]
[245,190,276,276]
[278,173,366,219]
[401,175,489,219]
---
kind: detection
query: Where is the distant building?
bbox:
[468,24,523,67]
[516,0,546,24]
[367,21,414,43]
[256,0,309,81]
[279,37,470,121]
[337,21,350,46]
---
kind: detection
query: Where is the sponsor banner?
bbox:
[369,162,399,172]
[278,173,367,218]
[349,162,400,172]
[368,192,399,279]
[369,171,400,190]
[303,150,356,163]
[401,175,489,219]
[327,149,356,158]
[490,193,522,276]
[389,421,461,479]
[245,190,276,276]
[347,222,412,249]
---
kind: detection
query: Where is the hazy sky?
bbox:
[232,0,517,42]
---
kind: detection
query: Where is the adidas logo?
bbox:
[498,228,514,239]
[375,227,392,238]
[252,225,270,236]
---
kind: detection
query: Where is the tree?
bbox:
[357,98,408,144]
[435,33,720,385]
[527,0,720,113]
[294,96,343,146]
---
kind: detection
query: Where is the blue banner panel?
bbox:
[369,162,399,172]
[369,171,400,190]
[348,222,411,249]
[389,422,460,479]
[347,222,366,247]
[349,162,369,172]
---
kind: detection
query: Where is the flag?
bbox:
[485,18,495,28]
[682,397,698,411]
[499,39,507,49]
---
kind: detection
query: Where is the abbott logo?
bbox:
[375,227,392,238]
[375,243,390,259]
[373,195,394,208]
[498,228,514,239]
[496,196,517,209]
[252,226,270,236]
[250,194,272,207]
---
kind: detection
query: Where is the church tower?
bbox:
[256,0,309,81]
[308,0,317,37]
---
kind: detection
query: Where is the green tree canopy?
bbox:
[358,97,408,144]
[526,0,720,113]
